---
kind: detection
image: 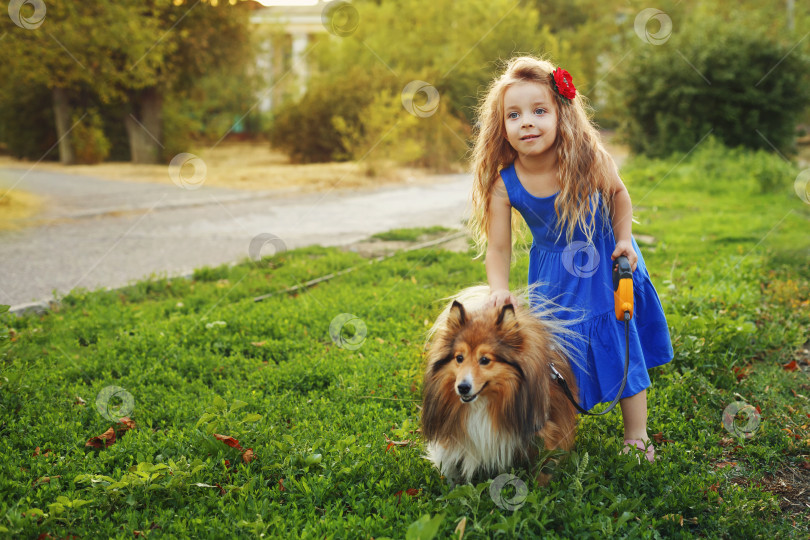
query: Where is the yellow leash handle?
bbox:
[613,256,634,321]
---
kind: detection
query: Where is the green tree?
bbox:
[123,0,253,163]
[0,0,166,163]
[0,0,253,164]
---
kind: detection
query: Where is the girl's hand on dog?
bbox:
[489,288,517,309]
[611,240,638,272]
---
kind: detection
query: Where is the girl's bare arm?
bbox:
[608,168,638,271]
[486,178,517,306]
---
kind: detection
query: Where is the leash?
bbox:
[549,255,633,416]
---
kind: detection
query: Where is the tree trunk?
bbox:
[52,87,75,165]
[125,87,163,164]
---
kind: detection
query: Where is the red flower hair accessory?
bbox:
[550,67,576,102]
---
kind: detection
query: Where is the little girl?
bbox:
[468,55,673,462]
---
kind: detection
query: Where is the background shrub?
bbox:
[70,109,111,165]
[268,66,380,164]
[622,18,810,158]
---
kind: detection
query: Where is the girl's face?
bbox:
[502,81,558,159]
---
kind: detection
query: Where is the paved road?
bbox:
[0,168,471,309]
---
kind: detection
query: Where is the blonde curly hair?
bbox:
[468,54,618,260]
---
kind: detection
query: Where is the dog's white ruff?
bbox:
[425,397,520,482]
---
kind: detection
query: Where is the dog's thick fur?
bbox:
[421,286,579,485]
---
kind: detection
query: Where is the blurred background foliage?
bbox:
[0,0,808,170]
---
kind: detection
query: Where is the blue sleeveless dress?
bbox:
[499,162,673,412]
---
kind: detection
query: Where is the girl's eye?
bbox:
[479,357,490,366]
[507,112,518,119]
[456,355,463,363]
[535,108,545,115]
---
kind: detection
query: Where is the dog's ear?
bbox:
[496,303,517,327]
[447,300,466,327]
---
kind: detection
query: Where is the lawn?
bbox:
[1,138,809,538]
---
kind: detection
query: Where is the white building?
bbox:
[251,0,345,112]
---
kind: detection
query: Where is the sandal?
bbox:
[621,438,655,463]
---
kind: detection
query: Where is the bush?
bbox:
[70,109,111,164]
[268,66,380,164]
[622,18,810,159]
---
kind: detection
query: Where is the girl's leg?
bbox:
[619,388,649,443]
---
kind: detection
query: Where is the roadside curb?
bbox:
[7,230,470,317]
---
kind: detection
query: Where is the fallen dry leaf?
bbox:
[732,364,753,381]
[394,488,422,504]
[662,514,684,527]
[384,434,412,447]
[652,432,674,444]
[242,448,255,463]
[250,341,266,347]
[455,516,467,539]
[214,434,243,451]
[116,417,136,433]
[31,447,52,458]
[783,360,799,372]
[85,427,116,449]
[74,396,86,406]
[34,475,61,485]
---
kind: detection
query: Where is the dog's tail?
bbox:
[422,282,588,371]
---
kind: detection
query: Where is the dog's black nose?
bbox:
[457,382,471,395]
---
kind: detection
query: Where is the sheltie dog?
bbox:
[421,285,580,486]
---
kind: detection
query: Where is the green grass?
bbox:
[1,140,809,538]
[371,226,454,242]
